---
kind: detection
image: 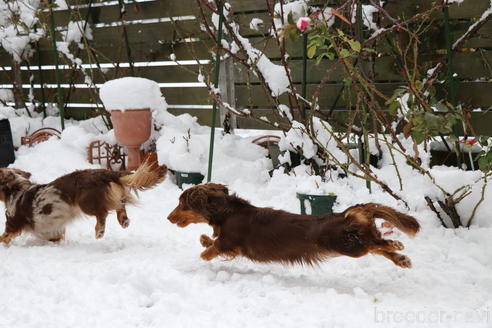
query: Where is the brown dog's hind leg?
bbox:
[372,239,405,252]
[116,207,130,229]
[373,249,412,268]
[95,212,108,239]
[200,234,214,248]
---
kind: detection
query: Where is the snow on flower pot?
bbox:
[100,77,167,171]
[174,171,205,189]
[296,192,337,215]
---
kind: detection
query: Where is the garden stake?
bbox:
[64,0,94,109]
[48,0,65,130]
[35,41,47,118]
[118,0,135,76]
[444,6,463,168]
[206,1,224,182]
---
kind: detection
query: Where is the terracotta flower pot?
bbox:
[110,109,152,170]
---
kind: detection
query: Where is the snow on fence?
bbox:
[0,0,492,133]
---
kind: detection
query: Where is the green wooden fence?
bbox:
[0,0,491,133]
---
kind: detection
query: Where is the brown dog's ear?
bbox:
[186,187,208,210]
[204,183,229,195]
[184,184,229,222]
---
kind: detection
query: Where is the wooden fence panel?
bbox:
[0,0,492,133]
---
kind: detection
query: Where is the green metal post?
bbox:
[302,32,308,119]
[356,1,371,192]
[443,7,462,167]
[206,1,225,182]
[48,0,65,130]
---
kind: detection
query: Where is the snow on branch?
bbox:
[0,0,44,62]
[453,0,492,49]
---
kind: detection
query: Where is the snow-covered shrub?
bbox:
[193,0,492,228]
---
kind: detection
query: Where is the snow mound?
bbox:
[99,77,167,112]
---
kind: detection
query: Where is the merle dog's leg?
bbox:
[95,212,108,239]
[49,229,65,243]
[0,214,22,245]
[116,206,130,228]
[0,230,21,245]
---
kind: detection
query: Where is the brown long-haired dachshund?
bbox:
[168,184,420,268]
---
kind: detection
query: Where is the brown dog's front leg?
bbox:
[373,250,412,268]
[212,225,221,238]
[200,234,214,248]
[200,245,220,261]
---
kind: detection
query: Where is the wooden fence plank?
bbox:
[235,82,405,108]
[22,38,213,65]
[168,108,219,126]
[236,81,492,109]
[227,0,336,13]
[25,86,210,107]
[235,109,492,135]
[3,64,208,86]
[48,0,198,27]
[383,0,491,20]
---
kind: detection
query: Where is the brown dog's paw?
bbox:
[200,234,214,248]
[395,255,412,268]
[200,246,220,261]
[388,240,404,251]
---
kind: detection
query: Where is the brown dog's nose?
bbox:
[167,209,179,223]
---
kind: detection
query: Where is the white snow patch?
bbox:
[99,77,168,112]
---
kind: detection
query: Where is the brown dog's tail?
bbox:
[344,203,420,236]
[120,161,167,191]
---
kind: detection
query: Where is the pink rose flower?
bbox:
[460,138,477,146]
[296,17,311,32]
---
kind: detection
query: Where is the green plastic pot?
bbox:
[296,193,337,215]
[430,150,479,170]
[174,171,204,189]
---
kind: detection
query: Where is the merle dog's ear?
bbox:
[0,169,24,189]
[12,168,31,179]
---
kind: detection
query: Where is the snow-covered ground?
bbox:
[1,109,491,328]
